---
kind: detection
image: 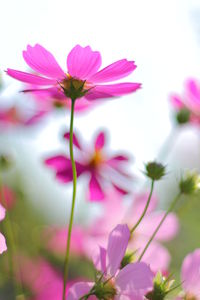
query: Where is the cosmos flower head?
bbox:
[67,224,154,300]
[6,44,141,102]
[170,79,200,125]
[45,130,132,201]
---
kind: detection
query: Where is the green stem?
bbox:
[63,99,77,300]
[130,180,154,234]
[0,175,24,298]
[138,193,181,262]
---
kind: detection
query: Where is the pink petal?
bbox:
[23,44,65,79]
[45,155,70,172]
[108,155,129,163]
[106,224,130,277]
[116,262,153,297]
[137,212,179,242]
[112,183,129,195]
[89,59,136,83]
[67,45,101,80]
[170,94,184,109]
[181,249,200,297]
[6,69,57,85]
[0,232,7,254]
[186,79,200,103]
[88,174,105,201]
[95,131,106,151]
[63,132,82,150]
[0,204,6,221]
[56,161,86,183]
[67,282,96,300]
[132,238,170,273]
[85,82,141,100]
[93,246,107,274]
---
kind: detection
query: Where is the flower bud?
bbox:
[145,162,166,181]
[146,272,175,300]
[176,108,190,125]
[179,172,200,195]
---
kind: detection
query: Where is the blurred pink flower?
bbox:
[0,204,7,254]
[67,224,153,300]
[0,185,16,210]
[18,256,74,300]
[0,106,46,128]
[7,44,141,101]
[170,78,200,125]
[45,130,132,201]
[86,191,179,273]
[181,249,200,299]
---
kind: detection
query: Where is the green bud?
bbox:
[93,281,117,300]
[60,77,90,100]
[120,251,135,269]
[176,108,190,125]
[145,162,166,181]
[0,155,12,170]
[179,171,200,195]
[146,272,175,300]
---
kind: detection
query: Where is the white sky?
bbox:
[1,0,200,223]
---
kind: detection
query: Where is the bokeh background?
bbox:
[1,0,200,296]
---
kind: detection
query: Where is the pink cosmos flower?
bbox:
[0,204,7,254]
[6,44,141,102]
[180,249,200,299]
[45,130,132,201]
[170,78,200,125]
[67,224,154,300]
[85,191,179,273]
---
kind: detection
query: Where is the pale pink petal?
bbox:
[116,262,153,297]
[0,204,6,221]
[85,83,141,100]
[67,45,101,79]
[6,69,57,85]
[112,183,129,195]
[181,249,200,297]
[93,246,107,274]
[95,131,106,151]
[0,232,7,254]
[89,59,136,83]
[67,282,96,300]
[186,79,200,104]
[130,193,158,219]
[106,224,130,276]
[138,212,179,241]
[88,174,105,201]
[23,44,65,79]
[131,238,170,273]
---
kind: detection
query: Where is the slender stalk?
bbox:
[138,193,181,261]
[0,175,24,298]
[130,180,154,234]
[63,99,77,300]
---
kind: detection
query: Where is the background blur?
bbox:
[1,0,200,285]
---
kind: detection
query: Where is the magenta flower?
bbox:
[180,249,200,299]
[0,185,16,210]
[7,44,141,102]
[170,78,200,125]
[67,224,154,300]
[45,130,132,201]
[86,191,179,273]
[0,204,7,254]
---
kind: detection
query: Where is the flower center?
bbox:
[59,75,90,100]
[89,150,104,169]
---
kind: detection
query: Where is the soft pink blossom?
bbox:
[45,130,132,201]
[181,249,200,299]
[7,44,141,102]
[86,191,179,273]
[170,78,200,125]
[67,224,154,300]
[0,204,7,254]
